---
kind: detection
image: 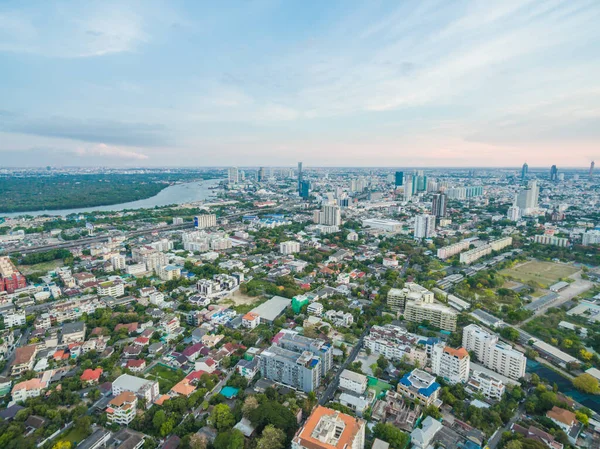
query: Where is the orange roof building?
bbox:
[106,391,137,425]
[292,406,365,449]
[547,406,576,430]
[432,344,471,384]
[170,379,196,397]
[80,368,103,384]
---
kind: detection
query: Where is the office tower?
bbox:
[521,163,528,179]
[227,167,239,184]
[258,345,321,392]
[550,165,558,181]
[404,175,413,201]
[300,180,310,199]
[292,406,366,449]
[395,171,404,187]
[298,162,303,194]
[414,214,436,239]
[590,161,595,178]
[431,344,470,384]
[462,325,526,380]
[316,204,341,226]
[431,193,447,218]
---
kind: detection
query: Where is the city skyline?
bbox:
[1,0,600,167]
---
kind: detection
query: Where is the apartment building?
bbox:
[280,240,301,255]
[275,331,333,377]
[363,325,428,364]
[2,311,26,328]
[111,254,127,270]
[466,371,506,400]
[431,344,470,384]
[397,369,441,407]
[97,280,125,297]
[62,321,86,344]
[194,214,217,229]
[107,391,138,425]
[258,345,321,393]
[534,234,569,247]
[404,293,457,332]
[387,283,434,314]
[460,237,513,264]
[462,324,526,380]
[436,240,471,260]
[292,406,365,449]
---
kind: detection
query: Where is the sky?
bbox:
[1,0,599,168]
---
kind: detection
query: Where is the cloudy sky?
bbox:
[1,0,599,167]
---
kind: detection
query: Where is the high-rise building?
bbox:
[516,180,539,215]
[414,215,436,239]
[280,241,301,255]
[431,193,447,218]
[228,167,239,184]
[276,331,333,377]
[507,205,521,222]
[395,171,404,187]
[590,161,595,178]
[292,406,366,449]
[300,180,310,199]
[258,167,267,182]
[258,345,321,392]
[550,165,558,181]
[404,291,457,331]
[404,176,413,201]
[298,162,303,195]
[431,344,470,384]
[462,325,526,380]
[521,163,528,179]
[194,214,217,229]
[315,204,341,226]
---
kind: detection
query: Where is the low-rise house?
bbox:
[236,358,259,380]
[148,342,165,356]
[195,358,217,373]
[339,369,367,395]
[11,378,47,402]
[242,312,260,329]
[546,406,581,444]
[80,368,103,385]
[411,416,443,449]
[511,423,564,449]
[126,359,146,373]
[123,345,143,358]
[11,345,37,376]
[61,321,86,344]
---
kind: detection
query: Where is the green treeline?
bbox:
[0,173,215,213]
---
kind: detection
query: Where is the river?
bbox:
[1,178,222,218]
[527,360,600,413]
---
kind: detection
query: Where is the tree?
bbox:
[153,410,167,431]
[211,403,235,432]
[242,396,259,418]
[500,327,520,342]
[423,405,441,420]
[530,373,540,386]
[505,441,523,449]
[372,423,410,449]
[51,443,72,449]
[572,373,600,394]
[257,425,286,449]
[214,429,244,449]
[188,434,208,449]
[160,420,174,437]
[576,411,590,426]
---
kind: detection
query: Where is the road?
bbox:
[191,368,235,417]
[7,207,278,256]
[488,402,526,449]
[319,328,368,406]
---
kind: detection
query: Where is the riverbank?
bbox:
[1,178,222,218]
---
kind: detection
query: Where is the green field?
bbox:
[500,261,578,288]
[19,259,64,275]
[60,427,90,445]
[146,364,185,383]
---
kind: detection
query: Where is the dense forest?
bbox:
[0,173,217,213]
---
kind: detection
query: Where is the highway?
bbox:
[6,207,278,256]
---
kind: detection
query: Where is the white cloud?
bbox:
[74,143,148,160]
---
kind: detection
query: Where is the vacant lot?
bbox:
[19,259,64,275]
[500,261,578,288]
[146,364,184,383]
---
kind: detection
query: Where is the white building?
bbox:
[107,391,138,425]
[158,265,181,281]
[280,241,301,255]
[362,219,402,233]
[414,215,436,239]
[466,371,506,400]
[11,378,47,402]
[437,240,471,259]
[462,324,526,380]
[194,214,217,229]
[112,374,160,403]
[534,234,569,247]
[228,167,239,184]
[404,291,457,332]
[431,344,470,384]
[111,254,127,270]
[307,302,324,316]
[582,230,600,246]
[126,263,147,276]
[97,280,125,297]
[339,369,367,395]
[314,205,342,226]
[2,311,26,328]
[507,205,522,222]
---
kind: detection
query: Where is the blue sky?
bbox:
[1,0,599,167]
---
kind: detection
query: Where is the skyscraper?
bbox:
[432,193,447,218]
[550,165,558,181]
[299,180,310,199]
[516,180,539,215]
[414,215,436,239]
[315,204,341,226]
[394,171,404,187]
[521,163,528,179]
[228,167,239,184]
[404,175,413,201]
[298,162,303,195]
[590,161,595,178]
[258,167,267,182]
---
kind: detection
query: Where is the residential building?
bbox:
[387,283,433,314]
[97,280,125,297]
[362,219,402,233]
[431,344,470,384]
[106,391,138,425]
[280,241,301,255]
[157,265,181,281]
[534,234,569,247]
[242,312,260,329]
[258,345,321,393]
[111,254,127,270]
[236,358,259,380]
[276,331,333,377]
[397,369,441,407]
[62,321,86,344]
[404,292,457,332]
[432,193,447,218]
[307,302,324,316]
[414,215,436,239]
[11,378,47,402]
[339,369,367,395]
[462,324,526,380]
[292,406,365,449]
[314,205,342,226]
[582,230,600,246]
[466,371,506,400]
[411,416,442,449]
[112,374,160,403]
[2,311,25,328]
[437,240,471,259]
[194,214,217,229]
[546,406,580,444]
[11,345,37,375]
